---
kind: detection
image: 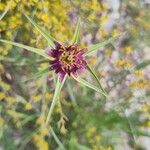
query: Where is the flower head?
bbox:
[46,42,87,80]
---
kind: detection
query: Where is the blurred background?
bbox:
[0,0,150,150]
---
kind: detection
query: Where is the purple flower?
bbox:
[46,42,87,80]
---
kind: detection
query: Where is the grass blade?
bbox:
[50,128,66,150]
[70,18,81,44]
[87,64,107,95]
[25,14,55,48]
[23,67,49,82]
[124,110,137,147]
[0,1,11,20]
[45,76,66,126]
[86,36,118,56]
[0,39,52,60]
[135,59,150,70]
[7,110,28,118]
[73,76,108,97]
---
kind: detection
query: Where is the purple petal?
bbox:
[49,59,59,65]
[59,71,66,81]
[55,41,62,49]
[50,63,61,70]
[45,47,52,56]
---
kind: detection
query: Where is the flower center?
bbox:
[59,51,75,66]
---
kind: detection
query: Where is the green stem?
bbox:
[123,109,137,148]
[45,76,66,126]
[50,128,66,150]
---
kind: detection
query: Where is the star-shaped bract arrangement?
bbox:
[0,15,118,126]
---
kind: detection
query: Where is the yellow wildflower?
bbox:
[0,81,11,91]
[89,14,96,22]
[116,59,132,69]
[0,3,5,10]
[146,120,150,128]
[33,134,49,150]
[0,118,4,127]
[88,57,97,65]
[141,104,150,113]
[134,70,144,78]
[45,93,53,101]
[40,127,49,137]
[91,0,100,11]
[95,134,102,142]
[98,70,106,77]
[41,14,49,23]
[112,29,120,37]
[100,15,108,25]
[36,116,45,125]
[31,95,42,102]
[99,29,108,38]
[107,146,112,150]
[0,92,5,100]
[86,127,97,138]
[123,46,133,54]
[2,50,8,56]
[33,134,39,142]
[102,2,109,10]
[130,79,149,89]
[38,139,49,150]
[25,102,32,110]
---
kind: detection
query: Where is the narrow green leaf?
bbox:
[0,39,52,60]
[7,110,28,118]
[50,128,66,150]
[124,111,137,146]
[73,76,108,97]
[87,64,107,95]
[46,76,66,125]
[21,115,37,126]
[23,67,49,82]
[135,60,150,70]
[86,36,118,55]
[70,18,81,44]
[25,14,55,48]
